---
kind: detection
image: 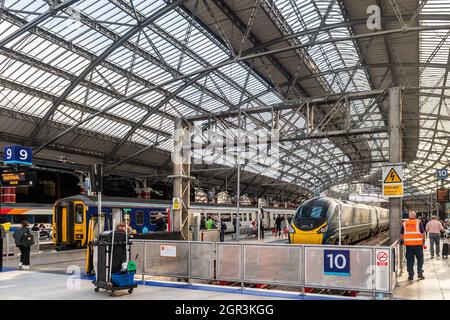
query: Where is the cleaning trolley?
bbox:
[93,219,137,297]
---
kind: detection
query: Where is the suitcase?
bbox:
[442,242,449,258]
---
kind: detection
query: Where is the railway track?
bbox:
[356,231,389,246]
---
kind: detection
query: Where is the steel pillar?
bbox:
[173,119,191,240]
[388,87,403,244]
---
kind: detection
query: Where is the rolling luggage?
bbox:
[442,240,449,258]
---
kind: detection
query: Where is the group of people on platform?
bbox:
[199,214,292,242]
[31,223,51,239]
[401,211,449,281]
[200,216,228,242]
[115,213,167,234]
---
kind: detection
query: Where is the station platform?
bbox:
[0,269,355,300]
[394,240,450,300]
[3,237,449,300]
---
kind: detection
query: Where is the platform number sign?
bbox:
[3,145,32,166]
[436,169,448,180]
[324,249,350,276]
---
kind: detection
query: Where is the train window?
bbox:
[221,214,231,222]
[341,207,353,226]
[34,215,51,224]
[298,206,327,219]
[136,211,144,225]
[12,215,21,224]
[75,204,83,224]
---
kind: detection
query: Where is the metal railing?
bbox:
[131,239,401,298]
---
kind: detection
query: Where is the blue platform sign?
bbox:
[437,169,448,180]
[324,249,350,276]
[3,145,33,166]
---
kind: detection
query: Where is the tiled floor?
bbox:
[394,240,450,300]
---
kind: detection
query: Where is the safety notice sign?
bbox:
[376,250,389,267]
[172,197,181,210]
[382,165,404,198]
[160,245,177,257]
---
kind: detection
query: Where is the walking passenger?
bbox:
[275,215,282,237]
[259,217,264,239]
[421,215,429,237]
[426,215,444,258]
[13,221,33,270]
[281,218,287,237]
[400,211,425,281]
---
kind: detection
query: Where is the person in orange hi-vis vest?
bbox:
[400,211,425,281]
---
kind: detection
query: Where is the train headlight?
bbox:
[288,225,295,234]
[318,225,328,234]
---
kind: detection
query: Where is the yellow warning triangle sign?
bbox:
[384,168,402,183]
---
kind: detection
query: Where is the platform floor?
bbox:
[3,249,86,274]
[0,270,353,300]
[394,239,450,300]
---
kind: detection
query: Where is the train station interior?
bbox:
[1,0,450,305]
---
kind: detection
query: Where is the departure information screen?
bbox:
[2,172,26,181]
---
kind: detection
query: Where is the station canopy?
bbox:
[0,0,449,202]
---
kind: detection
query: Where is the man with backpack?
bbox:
[13,220,34,270]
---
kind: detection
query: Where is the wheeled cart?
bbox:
[93,280,136,297]
[93,230,137,296]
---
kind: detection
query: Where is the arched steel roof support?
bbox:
[26,0,186,146]
[0,0,80,47]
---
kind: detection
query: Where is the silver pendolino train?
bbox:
[288,196,389,244]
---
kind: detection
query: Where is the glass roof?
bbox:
[0,0,446,198]
[401,0,450,196]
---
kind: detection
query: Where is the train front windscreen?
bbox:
[293,203,328,231]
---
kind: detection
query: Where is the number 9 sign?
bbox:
[3,145,32,166]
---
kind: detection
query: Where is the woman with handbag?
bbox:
[13,220,33,270]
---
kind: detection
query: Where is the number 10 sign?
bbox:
[324,249,350,276]
[3,145,32,166]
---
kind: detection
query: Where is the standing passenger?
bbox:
[206,216,215,230]
[426,215,444,258]
[259,217,265,239]
[155,213,166,231]
[275,215,282,237]
[13,221,32,270]
[200,216,206,230]
[400,211,425,281]
[219,219,227,242]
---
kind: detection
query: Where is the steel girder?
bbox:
[26,0,187,144]
[0,0,81,47]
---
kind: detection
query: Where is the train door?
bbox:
[53,201,75,246]
[73,201,86,246]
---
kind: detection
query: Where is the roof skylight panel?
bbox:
[130,129,157,145]
[108,103,147,122]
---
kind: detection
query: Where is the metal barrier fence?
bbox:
[2,231,40,256]
[131,240,214,280]
[131,239,401,297]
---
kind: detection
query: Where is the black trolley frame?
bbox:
[92,235,137,297]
